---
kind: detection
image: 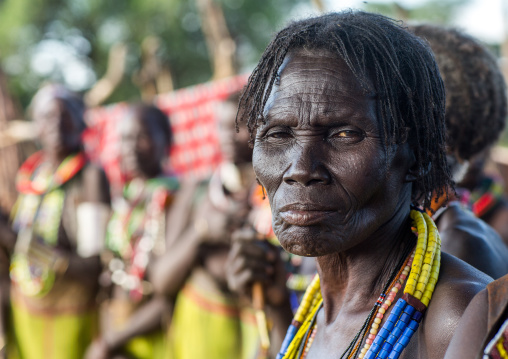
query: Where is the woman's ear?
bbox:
[405,149,431,182]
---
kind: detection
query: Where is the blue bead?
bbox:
[393,343,405,353]
[392,299,406,316]
[387,312,398,323]
[399,312,411,324]
[382,341,394,352]
[403,305,416,316]
[402,326,416,339]
[386,334,399,346]
[373,335,385,346]
[392,326,403,338]
[398,331,414,347]
[378,327,391,340]
[408,319,419,331]
[278,325,298,357]
[395,320,408,331]
[388,350,402,359]
[384,319,395,331]
[378,349,390,359]
[364,350,376,359]
[369,343,381,356]
[412,310,423,322]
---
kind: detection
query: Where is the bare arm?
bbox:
[150,225,202,298]
[105,295,170,350]
[443,289,488,359]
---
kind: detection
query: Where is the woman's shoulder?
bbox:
[418,252,492,358]
[438,203,508,278]
[444,274,508,359]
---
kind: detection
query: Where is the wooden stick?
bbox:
[253,281,270,353]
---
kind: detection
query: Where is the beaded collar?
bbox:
[277,209,441,359]
[16,151,87,195]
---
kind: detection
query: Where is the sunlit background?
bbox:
[0,0,506,106]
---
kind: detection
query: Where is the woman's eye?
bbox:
[329,129,364,141]
[265,128,292,139]
[269,132,291,139]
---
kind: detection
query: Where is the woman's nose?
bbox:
[283,145,331,186]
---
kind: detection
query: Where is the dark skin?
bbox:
[85,108,172,359]
[150,97,254,306]
[443,288,489,359]
[444,274,508,359]
[238,49,491,359]
[436,202,508,279]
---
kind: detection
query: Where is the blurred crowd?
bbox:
[0,12,508,359]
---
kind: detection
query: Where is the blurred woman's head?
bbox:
[120,103,172,180]
[31,84,86,159]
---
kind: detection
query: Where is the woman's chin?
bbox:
[277,228,344,257]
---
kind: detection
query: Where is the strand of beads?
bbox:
[364,210,441,359]
[277,275,322,359]
[357,251,414,359]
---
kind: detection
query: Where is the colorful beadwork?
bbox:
[470,176,504,218]
[16,151,87,195]
[10,152,87,297]
[277,209,442,359]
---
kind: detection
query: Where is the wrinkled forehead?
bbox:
[263,48,378,125]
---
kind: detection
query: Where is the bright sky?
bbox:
[320,0,506,43]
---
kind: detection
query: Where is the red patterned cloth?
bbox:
[83,74,248,190]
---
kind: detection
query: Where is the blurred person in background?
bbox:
[7,84,110,359]
[85,104,178,359]
[411,25,508,279]
[150,93,260,359]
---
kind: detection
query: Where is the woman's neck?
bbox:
[316,205,415,324]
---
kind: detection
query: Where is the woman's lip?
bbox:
[280,210,335,226]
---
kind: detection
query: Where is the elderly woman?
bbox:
[410,25,508,279]
[8,84,110,359]
[230,11,491,359]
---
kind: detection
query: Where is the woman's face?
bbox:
[33,98,82,158]
[253,49,414,257]
[120,111,167,180]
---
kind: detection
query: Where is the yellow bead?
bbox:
[414,290,423,299]
[374,318,381,324]
[379,308,386,314]
[372,323,379,330]
[370,328,378,335]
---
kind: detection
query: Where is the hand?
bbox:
[226,228,289,307]
[84,338,111,359]
[193,195,247,244]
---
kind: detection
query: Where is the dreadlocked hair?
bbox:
[237,10,452,211]
[412,24,507,161]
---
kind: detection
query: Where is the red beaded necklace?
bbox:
[16,151,87,195]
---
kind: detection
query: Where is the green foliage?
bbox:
[0,0,305,108]
[363,0,471,24]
